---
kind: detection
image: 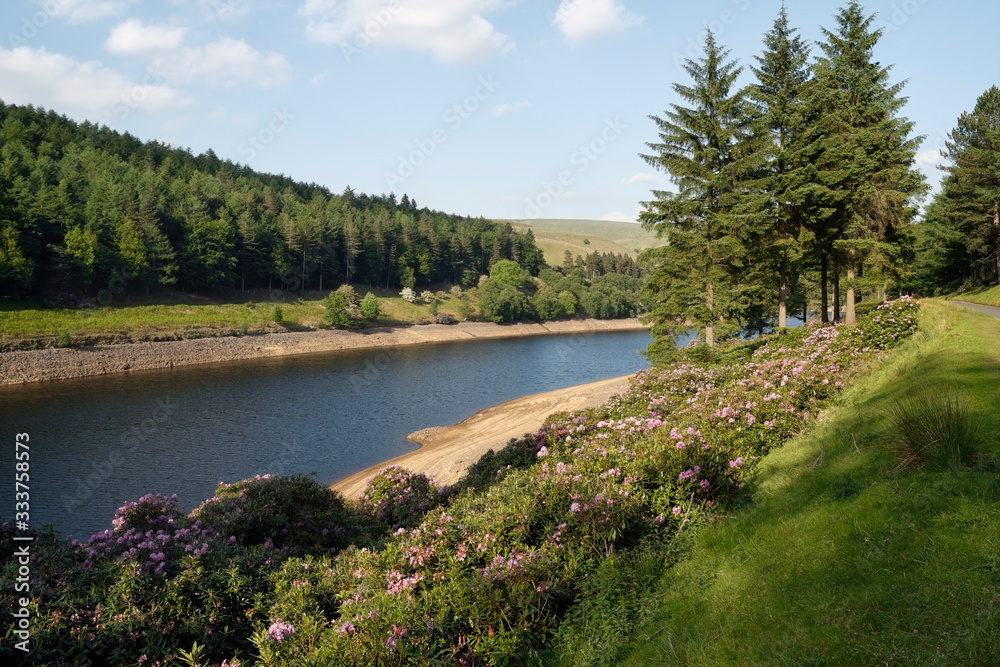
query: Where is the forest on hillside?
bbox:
[0,101,546,303]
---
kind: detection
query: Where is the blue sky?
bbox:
[0,0,994,222]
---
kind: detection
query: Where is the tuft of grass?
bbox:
[888,386,981,470]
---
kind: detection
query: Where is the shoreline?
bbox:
[330,373,634,499]
[0,318,647,386]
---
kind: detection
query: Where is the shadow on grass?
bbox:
[620,300,1000,666]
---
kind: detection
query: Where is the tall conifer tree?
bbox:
[809,1,925,324]
[640,31,760,347]
[938,86,1000,284]
[750,5,817,328]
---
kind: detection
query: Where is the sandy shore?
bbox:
[0,318,646,385]
[330,374,633,498]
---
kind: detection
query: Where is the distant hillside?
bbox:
[506,218,660,265]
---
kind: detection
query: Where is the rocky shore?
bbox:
[0,318,647,385]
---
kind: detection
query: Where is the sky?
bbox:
[0,0,996,222]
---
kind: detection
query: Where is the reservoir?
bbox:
[1,328,652,539]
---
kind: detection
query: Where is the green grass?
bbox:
[953,283,1000,307]
[506,218,660,265]
[0,287,477,345]
[614,300,1000,666]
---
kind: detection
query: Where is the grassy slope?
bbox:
[953,284,1000,307]
[506,218,660,265]
[619,300,1000,666]
[0,287,471,345]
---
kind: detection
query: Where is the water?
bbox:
[1,329,651,539]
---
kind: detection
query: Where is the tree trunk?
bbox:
[833,262,841,323]
[705,281,715,347]
[778,256,788,329]
[820,251,829,324]
[845,263,857,326]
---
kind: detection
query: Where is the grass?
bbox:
[612,300,1000,666]
[951,283,1000,307]
[506,218,660,265]
[0,286,477,348]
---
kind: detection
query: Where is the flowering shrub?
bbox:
[193,474,365,553]
[3,299,921,666]
[400,287,417,303]
[356,466,444,531]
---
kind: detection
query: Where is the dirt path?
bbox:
[330,374,634,498]
[0,318,646,385]
[948,299,1000,321]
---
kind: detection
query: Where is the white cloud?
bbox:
[492,100,531,117]
[914,149,944,167]
[0,46,186,117]
[40,0,136,23]
[553,0,642,44]
[300,0,514,64]
[153,38,291,88]
[620,172,658,185]
[105,19,189,55]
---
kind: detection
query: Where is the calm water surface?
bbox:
[2,329,652,539]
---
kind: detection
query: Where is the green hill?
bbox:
[506,218,661,265]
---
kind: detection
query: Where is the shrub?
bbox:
[193,474,366,552]
[356,467,443,531]
[271,305,283,322]
[433,312,455,324]
[888,386,981,470]
[323,291,351,328]
[532,288,567,320]
[478,278,532,323]
[420,290,435,304]
[57,330,72,347]
[400,286,417,303]
[336,283,358,306]
[359,292,380,319]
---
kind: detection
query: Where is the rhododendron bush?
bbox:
[0,298,919,665]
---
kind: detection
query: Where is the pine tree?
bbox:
[750,4,816,328]
[640,30,760,346]
[938,85,1000,284]
[809,1,925,324]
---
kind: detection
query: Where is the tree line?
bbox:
[0,101,545,302]
[640,2,928,346]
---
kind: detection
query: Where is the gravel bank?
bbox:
[0,318,648,385]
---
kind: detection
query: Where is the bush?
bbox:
[359,292,380,319]
[271,304,283,322]
[399,286,417,303]
[433,312,455,324]
[323,291,352,328]
[532,288,567,320]
[193,474,366,552]
[336,284,358,306]
[356,467,443,531]
[478,277,533,323]
[57,330,72,347]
